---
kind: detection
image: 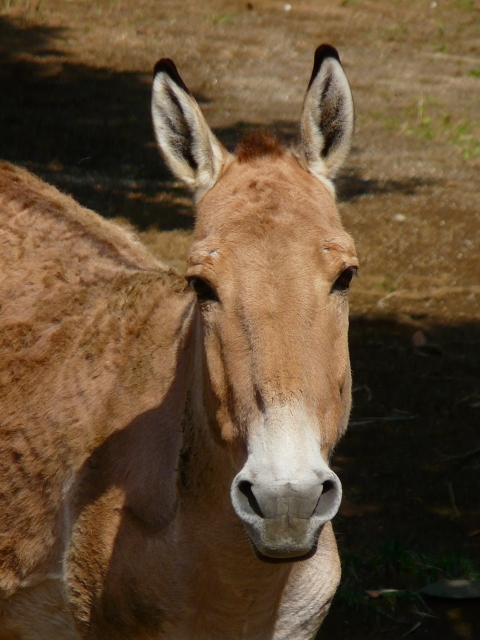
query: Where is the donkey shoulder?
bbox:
[0,161,167,275]
[0,162,188,598]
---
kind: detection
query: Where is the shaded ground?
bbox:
[324,317,480,638]
[1,0,479,637]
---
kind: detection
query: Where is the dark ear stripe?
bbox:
[153,58,192,96]
[307,44,341,90]
[163,84,198,172]
[320,100,344,159]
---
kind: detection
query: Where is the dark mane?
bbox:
[235,130,285,163]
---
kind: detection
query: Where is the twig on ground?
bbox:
[441,447,480,464]
[403,621,421,637]
[454,392,480,406]
[446,481,460,519]
[350,412,418,426]
[352,384,372,402]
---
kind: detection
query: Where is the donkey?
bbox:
[0,45,356,639]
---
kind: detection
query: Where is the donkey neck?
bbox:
[178,309,238,509]
[173,308,293,607]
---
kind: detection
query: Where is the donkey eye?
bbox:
[188,277,219,303]
[332,266,358,293]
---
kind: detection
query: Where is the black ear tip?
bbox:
[153,58,191,95]
[314,44,340,65]
[153,58,177,78]
[308,44,341,89]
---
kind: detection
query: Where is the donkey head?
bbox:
[152,46,356,559]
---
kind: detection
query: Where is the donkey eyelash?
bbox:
[331,266,358,293]
[188,276,220,303]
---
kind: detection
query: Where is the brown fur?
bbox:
[235,130,285,163]
[0,155,352,639]
[0,161,191,637]
[0,47,356,639]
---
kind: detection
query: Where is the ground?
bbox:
[1,0,479,638]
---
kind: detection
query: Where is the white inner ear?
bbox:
[300,57,354,185]
[152,75,196,187]
[152,73,229,198]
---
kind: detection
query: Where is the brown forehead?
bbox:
[193,152,354,257]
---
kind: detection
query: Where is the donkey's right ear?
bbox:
[152,59,230,198]
[299,45,354,186]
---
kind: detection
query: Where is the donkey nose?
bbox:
[237,471,341,522]
[230,420,344,558]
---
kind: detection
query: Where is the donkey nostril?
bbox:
[314,475,341,519]
[322,480,334,494]
[238,481,264,518]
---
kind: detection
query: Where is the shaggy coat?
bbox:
[0,45,357,639]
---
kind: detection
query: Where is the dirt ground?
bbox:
[1,0,479,638]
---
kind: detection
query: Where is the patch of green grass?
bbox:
[336,586,370,607]
[337,539,479,622]
[372,539,421,576]
[204,12,236,25]
[424,552,480,581]
[381,96,480,160]
[450,121,480,159]
[347,540,479,585]
[469,68,480,78]
[434,18,446,37]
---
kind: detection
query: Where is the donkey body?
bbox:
[0,46,356,639]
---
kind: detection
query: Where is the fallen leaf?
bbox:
[366,588,401,598]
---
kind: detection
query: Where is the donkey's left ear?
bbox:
[299,45,354,184]
[152,59,230,199]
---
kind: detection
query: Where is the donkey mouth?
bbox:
[242,514,325,559]
[251,533,321,563]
